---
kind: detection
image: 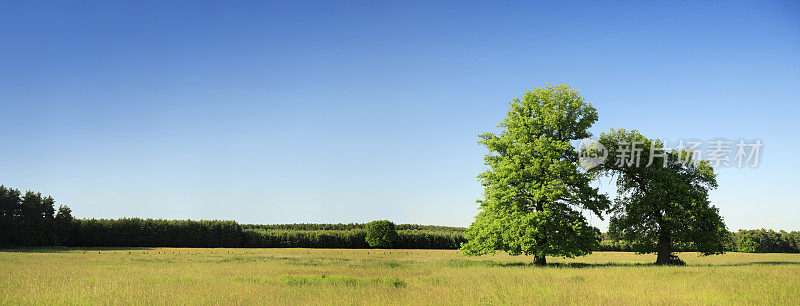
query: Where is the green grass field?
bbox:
[2,248,798,304]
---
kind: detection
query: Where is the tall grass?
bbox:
[1,249,798,304]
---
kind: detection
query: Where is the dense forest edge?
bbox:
[1,185,799,253]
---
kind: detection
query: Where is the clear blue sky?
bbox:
[1,1,798,230]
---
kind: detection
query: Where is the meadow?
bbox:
[2,249,799,305]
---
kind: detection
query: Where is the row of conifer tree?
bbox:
[0,185,466,249]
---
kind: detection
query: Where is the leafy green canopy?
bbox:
[594,129,727,257]
[365,220,399,248]
[461,85,609,259]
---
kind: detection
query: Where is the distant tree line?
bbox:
[1,185,466,249]
[727,229,800,253]
[242,228,465,249]
[70,219,243,247]
[240,223,466,249]
[1,185,243,248]
[1,185,797,252]
[244,223,466,233]
[598,230,800,253]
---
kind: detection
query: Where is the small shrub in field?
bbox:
[365,220,398,248]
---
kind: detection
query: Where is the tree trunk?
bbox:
[533,254,546,266]
[533,200,547,267]
[655,230,672,265]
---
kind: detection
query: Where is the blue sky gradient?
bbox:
[1,1,798,230]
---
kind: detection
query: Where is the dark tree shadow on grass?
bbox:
[444,259,653,268]
[448,259,800,268]
[499,262,654,268]
[694,261,800,267]
[504,261,800,268]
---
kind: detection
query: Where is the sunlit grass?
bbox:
[2,248,798,304]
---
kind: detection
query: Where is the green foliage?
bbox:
[243,229,369,248]
[242,227,465,249]
[395,229,465,249]
[593,129,727,264]
[365,220,399,248]
[240,223,464,249]
[243,223,465,233]
[737,236,758,253]
[598,230,800,253]
[1,188,466,249]
[461,84,609,264]
[53,205,74,246]
[733,229,800,253]
[0,186,22,247]
[71,218,244,247]
[0,185,67,247]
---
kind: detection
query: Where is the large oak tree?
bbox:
[595,129,727,265]
[461,85,609,266]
